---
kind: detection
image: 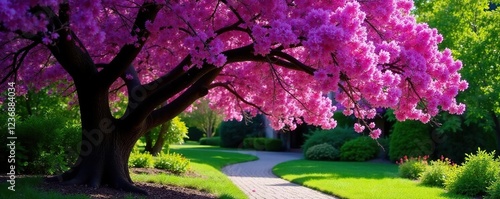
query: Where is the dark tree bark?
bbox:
[144,121,171,156]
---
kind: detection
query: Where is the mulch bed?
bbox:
[39,180,216,199]
[2,169,217,199]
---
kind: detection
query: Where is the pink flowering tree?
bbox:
[0,0,467,193]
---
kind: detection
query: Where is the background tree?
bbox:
[180,99,223,138]
[413,0,500,150]
[0,0,467,194]
[143,117,188,155]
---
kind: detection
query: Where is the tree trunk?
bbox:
[47,82,148,194]
[149,121,170,155]
[144,131,153,153]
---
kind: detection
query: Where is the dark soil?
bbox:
[2,168,217,199]
[39,180,216,199]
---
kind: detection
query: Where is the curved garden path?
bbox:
[221,150,337,199]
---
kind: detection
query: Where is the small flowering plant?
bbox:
[420,155,457,187]
[397,155,429,180]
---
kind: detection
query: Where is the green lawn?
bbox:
[273,160,469,199]
[1,144,256,199]
[132,145,258,199]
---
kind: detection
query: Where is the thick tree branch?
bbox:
[98,3,162,87]
[120,63,217,129]
[120,44,318,131]
[147,68,223,130]
[139,55,191,96]
[270,50,315,75]
[46,3,95,80]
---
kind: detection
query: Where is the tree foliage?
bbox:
[413,0,500,149]
[0,0,468,192]
[180,99,223,138]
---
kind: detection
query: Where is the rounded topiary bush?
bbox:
[389,120,433,162]
[219,115,266,148]
[340,136,379,161]
[219,120,249,148]
[398,158,428,180]
[305,143,340,161]
[445,149,500,197]
[243,137,255,149]
[420,159,455,187]
[199,137,221,146]
[302,126,359,154]
[253,138,266,151]
[265,138,283,151]
[186,127,204,142]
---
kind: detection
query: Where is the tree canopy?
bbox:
[414,0,499,120]
[0,0,468,192]
[1,0,467,135]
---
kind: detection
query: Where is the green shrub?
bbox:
[398,156,428,180]
[340,136,379,161]
[0,115,80,174]
[487,180,500,199]
[199,137,221,146]
[434,115,498,164]
[445,148,500,197]
[154,152,190,174]
[128,152,154,168]
[389,120,433,162]
[265,138,283,151]
[305,143,340,161]
[219,115,266,148]
[185,127,204,142]
[420,158,456,187]
[302,126,359,154]
[333,112,355,128]
[253,138,266,151]
[243,138,255,149]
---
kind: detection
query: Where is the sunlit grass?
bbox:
[132,146,258,199]
[273,160,469,199]
[1,144,256,199]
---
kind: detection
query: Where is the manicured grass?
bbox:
[0,177,87,199]
[132,146,258,199]
[273,160,469,199]
[1,145,256,199]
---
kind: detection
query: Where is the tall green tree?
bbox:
[181,99,223,138]
[414,0,500,150]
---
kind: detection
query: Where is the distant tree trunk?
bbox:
[145,121,171,155]
[144,131,153,152]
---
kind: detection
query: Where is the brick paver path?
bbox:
[222,150,337,199]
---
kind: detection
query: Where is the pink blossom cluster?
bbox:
[0,0,467,136]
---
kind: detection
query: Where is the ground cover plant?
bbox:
[273,160,468,199]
